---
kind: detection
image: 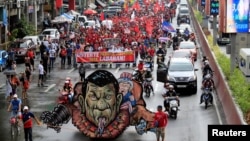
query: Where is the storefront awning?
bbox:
[96,0,106,7]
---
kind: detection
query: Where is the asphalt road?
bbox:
[0,5,227,141]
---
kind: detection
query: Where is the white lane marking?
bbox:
[44,84,56,92]
[68,68,75,73]
[115,67,120,73]
[213,92,223,124]
[0,84,5,88]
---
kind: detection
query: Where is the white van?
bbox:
[23,35,42,54]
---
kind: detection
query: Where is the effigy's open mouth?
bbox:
[97,116,107,134]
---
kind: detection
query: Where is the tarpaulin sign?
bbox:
[76,51,135,63]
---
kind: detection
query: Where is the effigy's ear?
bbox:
[78,95,85,114]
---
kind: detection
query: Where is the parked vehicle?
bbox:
[0,50,8,72]
[8,39,36,61]
[39,28,60,40]
[23,35,42,54]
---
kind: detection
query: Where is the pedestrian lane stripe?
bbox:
[44,84,56,92]
[68,68,75,73]
[0,84,5,88]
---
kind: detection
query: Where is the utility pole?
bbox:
[26,0,29,23]
[33,0,37,34]
[212,15,217,45]
[230,33,237,74]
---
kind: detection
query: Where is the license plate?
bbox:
[177,85,186,88]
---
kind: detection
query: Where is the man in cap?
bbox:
[22,106,41,141]
[7,94,22,124]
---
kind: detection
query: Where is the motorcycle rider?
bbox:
[172,34,179,50]
[202,74,215,90]
[135,60,145,83]
[183,27,190,41]
[143,69,154,94]
[62,80,73,103]
[202,60,213,78]
[200,86,213,104]
[156,46,166,63]
[162,85,180,112]
[190,32,196,44]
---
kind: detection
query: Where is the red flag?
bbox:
[100,12,105,21]
[134,24,140,33]
[132,1,140,11]
[154,2,160,13]
[145,19,153,36]
[56,0,63,8]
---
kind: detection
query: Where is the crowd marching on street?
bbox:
[3,0,185,140]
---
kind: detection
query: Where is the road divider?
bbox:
[44,84,56,92]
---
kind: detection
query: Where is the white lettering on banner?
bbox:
[100,56,126,61]
[76,52,99,58]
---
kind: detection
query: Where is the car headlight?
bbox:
[167,75,175,82]
[189,75,197,81]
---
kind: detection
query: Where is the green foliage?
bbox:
[9,17,36,41]
[206,35,250,115]
[194,10,203,24]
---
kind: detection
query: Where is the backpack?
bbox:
[60,49,67,57]
[79,66,85,74]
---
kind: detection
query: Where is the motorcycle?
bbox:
[57,90,74,104]
[173,42,179,50]
[167,97,179,119]
[144,61,153,72]
[132,69,144,83]
[143,78,153,97]
[201,88,213,109]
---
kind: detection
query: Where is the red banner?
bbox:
[76,51,135,63]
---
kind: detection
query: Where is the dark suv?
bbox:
[157,58,198,94]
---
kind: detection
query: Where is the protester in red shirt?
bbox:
[154,105,168,141]
[27,49,35,71]
[147,46,155,58]
[22,106,41,141]
[137,60,144,72]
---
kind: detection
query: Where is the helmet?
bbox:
[204,60,209,65]
[204,74,211,80]
[66,77,71,81]
[169,85,174,89]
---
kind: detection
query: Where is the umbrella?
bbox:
[83,9,97,15]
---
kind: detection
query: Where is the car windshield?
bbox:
[20,42,27,48]
[173,51,190,58]
[42,31,54,35]
[179,42,195,49]
[169,62,193,71]
[179,8,189,13]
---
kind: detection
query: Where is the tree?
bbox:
[9,17,36,41]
